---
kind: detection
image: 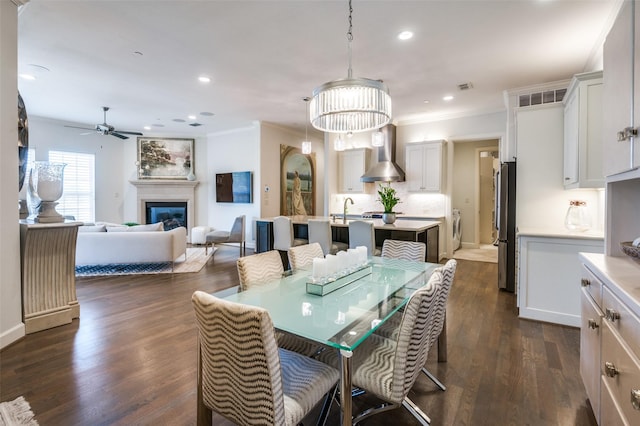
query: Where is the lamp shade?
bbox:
[310,77,391,133]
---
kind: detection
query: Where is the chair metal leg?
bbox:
[421,367,446,391]
[316,385,338,426]
[352,402,399,425]
[402,397,431,425]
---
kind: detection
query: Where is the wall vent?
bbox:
[458,82,473,91]
[518,88,566,107]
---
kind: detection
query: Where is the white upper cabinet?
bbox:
[338,148,370,193]
[405,141,443,192]
[563,71,604,189]
[603,0,640,176]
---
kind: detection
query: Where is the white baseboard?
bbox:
[0,322,25,350]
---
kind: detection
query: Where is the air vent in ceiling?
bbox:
[518,88,566,107]
[458,82,473,91]
[189,122,203,127]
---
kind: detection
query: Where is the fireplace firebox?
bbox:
[145,201,187,231]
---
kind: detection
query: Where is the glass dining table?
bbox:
[217,256,440,426]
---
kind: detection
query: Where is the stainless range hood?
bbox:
[361,124,405,182]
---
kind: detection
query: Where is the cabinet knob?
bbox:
[565,177,570,181]
[605,361,619,378]
[632,389,640,411]
[606,308,621,322]
[587,319,599,330]
[581,278,591,287]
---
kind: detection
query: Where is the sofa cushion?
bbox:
[106,222,164,232]
[78,224,107,233]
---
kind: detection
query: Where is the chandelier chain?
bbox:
[347,0,354,78]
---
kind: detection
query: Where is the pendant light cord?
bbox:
[347,0,353,79]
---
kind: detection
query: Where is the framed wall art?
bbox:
[137,137,194,179]
[280,144,315,216]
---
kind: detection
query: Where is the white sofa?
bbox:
[75,224,187,267]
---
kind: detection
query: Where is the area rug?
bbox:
[0,396,38,426]
[75,247,215,277]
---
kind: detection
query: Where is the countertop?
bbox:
[331,213,445,221]
[517,227,604,240]
[580,253,640,317]
[257,216,441,232]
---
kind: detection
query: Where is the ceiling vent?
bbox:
[457,82,473,91]
[189,122,203,127]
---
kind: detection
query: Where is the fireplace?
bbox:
[130,179,199,242]
[146,201,187,231]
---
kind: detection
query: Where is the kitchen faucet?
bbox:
[343,197,354,224]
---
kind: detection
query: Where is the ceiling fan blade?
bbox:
[65,125,95,131]
[110,132,129,140]
[114,130,143,136]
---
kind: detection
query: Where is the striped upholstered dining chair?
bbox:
[318,268,443,425]
[381,239,426,262]
[192,291,339,426]
[287,242,324,270]
[374,259,457,393]
[236,250,284,291]
[236,249,321,357]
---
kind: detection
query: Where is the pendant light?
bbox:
[310,0,391,134]
[334,134,346,151]
[301,97,312,154]
[371,128,384,147]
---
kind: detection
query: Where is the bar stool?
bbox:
[273,216,307,269]
[348,220,381,256]
[308,219,348,255]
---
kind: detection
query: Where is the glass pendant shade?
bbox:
[371,129,384,147]
[334,135,346,151]
[311,77,391,133]
[301,141,312,154]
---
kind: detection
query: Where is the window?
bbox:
[48,151,95,222]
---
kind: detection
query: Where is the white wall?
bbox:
[1,0,24,349]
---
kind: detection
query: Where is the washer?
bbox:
[452,209,461,252]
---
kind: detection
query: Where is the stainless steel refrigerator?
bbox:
[497,161,516,292]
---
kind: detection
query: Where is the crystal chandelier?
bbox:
[310,0,391,134]
[301,97,312,154]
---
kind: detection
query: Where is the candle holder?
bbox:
[30,161,66,223]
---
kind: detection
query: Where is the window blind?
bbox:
[48,151,95,223]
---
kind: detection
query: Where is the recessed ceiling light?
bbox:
[143,126,151,130]
[188,115,197,120]
[443,95,454,101]
[398,31,413,40]
[198,76,211,83]
[423,100,430,104]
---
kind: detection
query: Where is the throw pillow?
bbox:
[106,222,164,232]
[78,224,107,233]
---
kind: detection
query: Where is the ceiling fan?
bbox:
[65,106,143,140]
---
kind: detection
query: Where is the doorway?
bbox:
[477,149,499,245]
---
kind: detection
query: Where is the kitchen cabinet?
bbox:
[563,71,604,189]
[405,141,443,192]
[603,0,640,176]
[580,254,640,425]
[517,232,603,327]
[338,148,369,193]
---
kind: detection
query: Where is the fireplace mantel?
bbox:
[129,180,199,240]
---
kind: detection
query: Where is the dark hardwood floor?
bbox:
[1,245,596,425]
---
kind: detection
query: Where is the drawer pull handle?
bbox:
[606,308,621,322]
[587,319,599,330]
[581,278,591,287]
[632,389,640,410]
[605,362,619,378]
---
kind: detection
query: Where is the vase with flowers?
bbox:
[378,183,400,224]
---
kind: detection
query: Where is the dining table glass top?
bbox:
[220,257,440,352]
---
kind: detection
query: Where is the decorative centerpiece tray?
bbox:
[306,264,372,296]
[620,241,640,263]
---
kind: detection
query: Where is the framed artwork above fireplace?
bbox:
[137,137,194,179]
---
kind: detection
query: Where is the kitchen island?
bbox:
[255,215,440,263]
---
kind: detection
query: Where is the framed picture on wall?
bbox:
[280,145,315,216]
[137,137,194,179]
